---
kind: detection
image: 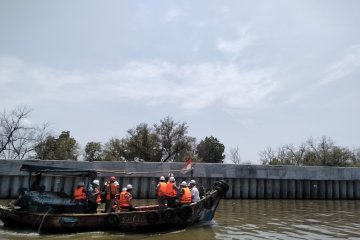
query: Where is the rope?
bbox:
[96,169,186,175]
[26,167,192,177]
[38,208,52,233]
[95,169,128,174]
[126,169,184,175]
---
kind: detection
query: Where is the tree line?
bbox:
[0,106,49,159]
[2,106,359,166]
[260,136,360,167]
[0,106,225,163]
[82,118,225,163]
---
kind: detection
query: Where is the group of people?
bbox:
[72,176,135,213]
[102,176,136,212]
[72,175,201,213]
[156,175,200,209]
[31,172,200,213]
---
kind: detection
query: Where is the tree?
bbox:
[102,138,126,161]
[306,136,353,166]
[259,147,278,165]
[197,136,225,163]
[228,146,241,164]
[124,123,162,162]
[154,116,195,162]
[302,151,319,166]
[35,131,79,160]
[284,144,306,166]
[260,136,357,167]
[35,136,56,160]
[353,148,360,167]
[330,146,353,167]
[260,145,306,166]
[0,105,49,159]
[84,142,103,161]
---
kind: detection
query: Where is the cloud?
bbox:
[216,28,254,54]
[162,9,185,23]
[0,57,25,84]
[220,7,232,16]
[190,20,207,28]
[20,118,32,128]
[320,44,360,85]
[0,56,280,111]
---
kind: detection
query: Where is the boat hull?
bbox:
[0,187,226,233]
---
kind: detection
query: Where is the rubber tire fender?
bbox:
[104,213,120,227]
[213,181,221,188]
[178,205,193,221]
[146,211,161,224]
[204,196,214,209]
[215,186,224,194]
[214,180,229,194]
[14,196,28,210]
[161,208,177,222]
[219,180,229,192]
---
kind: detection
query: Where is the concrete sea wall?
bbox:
[1,160,360,199]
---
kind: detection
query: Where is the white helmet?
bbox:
[169,177,175,182]
[181,181,187,187]
[190,180,196,185]
[78,182,84,186]
[122,188,127,192]
[114,181,119,186]
[92,180,100,186]
[160,176,165,181]
[127,184,133,190]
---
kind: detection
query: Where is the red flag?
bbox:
[181,157,192,174]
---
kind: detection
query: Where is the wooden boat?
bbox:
[0,164,229,233]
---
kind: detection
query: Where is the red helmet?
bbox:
[110,176,116,181]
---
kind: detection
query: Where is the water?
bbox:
[1,199,360,240]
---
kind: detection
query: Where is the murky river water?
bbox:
[1,199,360,240]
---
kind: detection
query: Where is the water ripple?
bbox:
[1,199,360,239]
[214,200,360,240]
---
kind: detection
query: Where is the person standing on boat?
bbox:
[30,173,45,192]
[156,176,167,209]
[165,176,179,208]
[114,181,120,192]
[120,184,136,211]
[179,181,192,205]
[113,187,127,212]
[105,176,118,213]
[188,179,200,203]
[112,181,120,212]
[73,182,87,200]
[88,180,101,213]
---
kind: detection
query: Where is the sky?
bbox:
[0,0,359,163]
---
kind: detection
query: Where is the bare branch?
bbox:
[228,146,241,164]
[0,106,50,159]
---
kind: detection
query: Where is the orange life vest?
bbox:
[113,194,120,210]
[166,182,177,197]
[73,186,86,200]
[106,182,117,200]
[120,191,132,207]
[157,182,167,197]
[95,188,101,203]
[180,187,191,204]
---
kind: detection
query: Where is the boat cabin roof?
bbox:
[20,164,97,178]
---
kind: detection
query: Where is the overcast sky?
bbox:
[0,0,359,163]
